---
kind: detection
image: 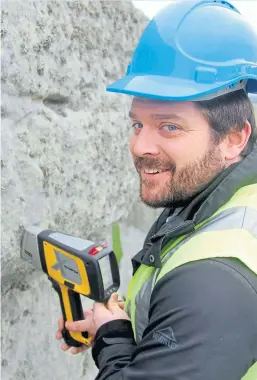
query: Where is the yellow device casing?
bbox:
[44,241,92,346]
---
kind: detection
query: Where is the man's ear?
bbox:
[222,121,251,161]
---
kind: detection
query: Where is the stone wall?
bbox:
[1,2,160,379]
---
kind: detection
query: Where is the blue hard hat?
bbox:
[106,0,257,101]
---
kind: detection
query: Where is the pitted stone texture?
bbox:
[1,1,153,379]
[1,0,148,278]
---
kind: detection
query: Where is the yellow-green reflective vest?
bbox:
[125,184,257,380]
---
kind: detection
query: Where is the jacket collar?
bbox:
[132,144,257,272]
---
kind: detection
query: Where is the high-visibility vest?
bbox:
[125,184,257,380]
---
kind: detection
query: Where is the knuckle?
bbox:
[72,321,83,332]
[71,323,79,331]
[76,322,83,331]
[78,321,87,331]
[67,319,89,332]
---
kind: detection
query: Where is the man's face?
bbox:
[129,97,225,208]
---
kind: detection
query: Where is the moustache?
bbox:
[134,157,176,173]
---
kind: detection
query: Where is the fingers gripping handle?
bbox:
[51,280,92,347]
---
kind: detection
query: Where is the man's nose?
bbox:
[132,127,160,157]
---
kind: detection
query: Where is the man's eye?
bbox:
[132,122,143,130]
[161,124,178,132]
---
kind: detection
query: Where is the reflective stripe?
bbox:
[242,362,257,380]
[125,264,155,339]
[157,228,257,283]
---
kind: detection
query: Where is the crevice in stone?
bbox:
[43,93,70,115]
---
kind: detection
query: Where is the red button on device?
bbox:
[88,245,105,256]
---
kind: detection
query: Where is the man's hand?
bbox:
[56,308,94,355]
[56,293,130,355]
[92,293,130,332]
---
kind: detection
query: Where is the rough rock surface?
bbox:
[1,2,161,379]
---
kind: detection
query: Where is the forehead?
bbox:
[130,97,206,122]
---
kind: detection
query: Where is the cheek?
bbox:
[163,135,208,166]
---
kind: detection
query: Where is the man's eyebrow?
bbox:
[129,111,138,119]
[151,113,185,121]
[128,111,186,122]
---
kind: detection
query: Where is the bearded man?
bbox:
[56,1,257,379]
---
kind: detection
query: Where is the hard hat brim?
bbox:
[106,74,257,101]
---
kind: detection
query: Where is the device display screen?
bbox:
[98,255,113,290]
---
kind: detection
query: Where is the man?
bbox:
[56,0,257,378]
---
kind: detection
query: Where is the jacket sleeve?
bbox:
[91,259,257,380]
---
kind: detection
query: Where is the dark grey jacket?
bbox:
[91,146,257,380]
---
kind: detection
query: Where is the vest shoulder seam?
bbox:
[210,258,257,297]
[241,206,257,238]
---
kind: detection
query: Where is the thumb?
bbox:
[107,293,120,313]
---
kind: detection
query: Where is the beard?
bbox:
[134,142,225,209]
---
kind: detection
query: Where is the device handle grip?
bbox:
[51,280,92,347]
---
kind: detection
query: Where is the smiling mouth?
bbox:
[142,168,171,176]
[144,168,168,174]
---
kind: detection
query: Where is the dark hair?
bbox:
[195,89,257,157]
